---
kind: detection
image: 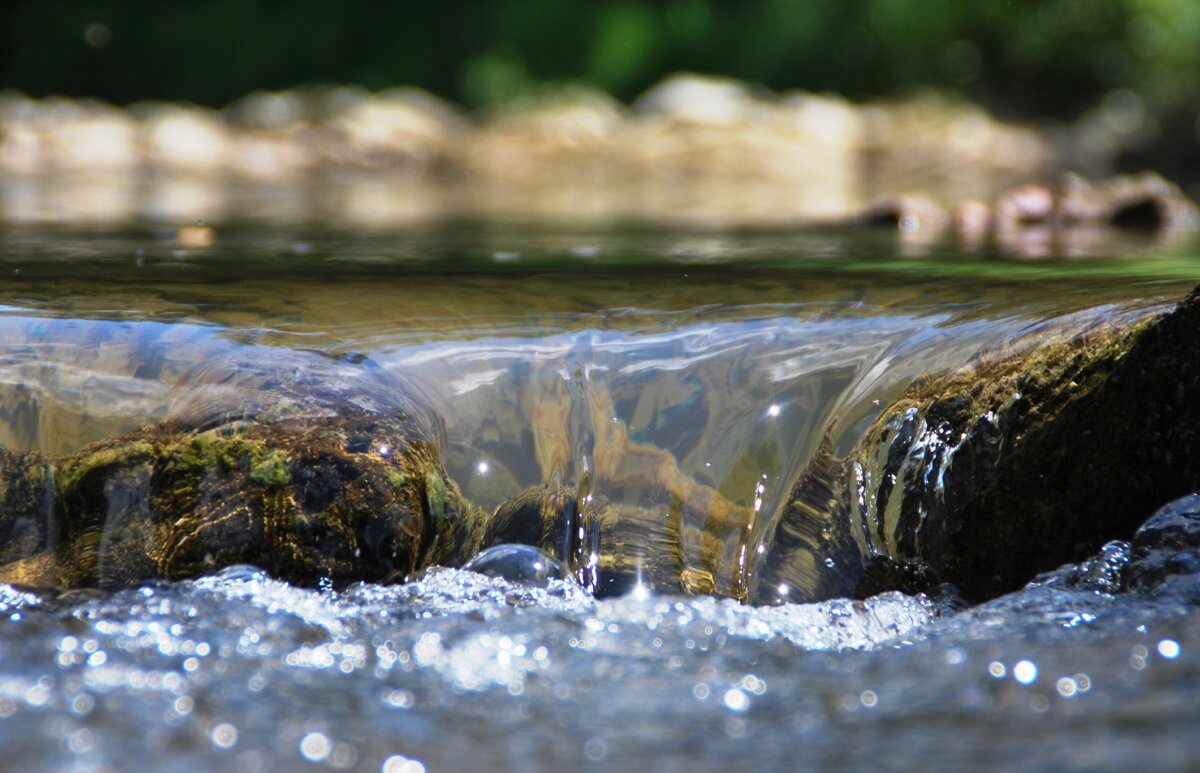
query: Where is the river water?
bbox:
[0,219,1198,771]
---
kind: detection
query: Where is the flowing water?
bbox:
[0,219,1198,771]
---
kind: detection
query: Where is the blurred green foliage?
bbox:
[2,0,1198,119]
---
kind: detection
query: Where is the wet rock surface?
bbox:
[840,283,1200,601]
[1123,493,1200,596]
[461,544,568,587]
[0,351,493,590]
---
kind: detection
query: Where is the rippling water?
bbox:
[0,221,1198,770]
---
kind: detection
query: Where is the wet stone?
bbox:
[1131,492,1200,551]
[841,282,1200,601]
[1123,492,1200,595]
[462,544,568,587]
[1032,540,1131,595]
[853,555,941,600]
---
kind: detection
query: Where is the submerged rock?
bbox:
[0,348,748,598]
[0,351,497,589]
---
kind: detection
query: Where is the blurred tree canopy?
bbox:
[2,0,1198,121]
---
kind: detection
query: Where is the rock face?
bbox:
[833,284,1200,601]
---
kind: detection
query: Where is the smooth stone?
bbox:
[462,544,568,587]
[1124,492,1200,593]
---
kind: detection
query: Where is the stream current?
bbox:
[0,221,1198,770]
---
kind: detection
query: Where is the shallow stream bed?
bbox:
[0,220,1198,771]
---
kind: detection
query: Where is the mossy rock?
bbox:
[0,351,493,589]
[839,285,1200,600]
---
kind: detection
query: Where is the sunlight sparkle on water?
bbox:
[300,732,331,762]
[382,754,426,773]
[211,722,238,749]
[1013,660,1038,685]
[723,688,749,712]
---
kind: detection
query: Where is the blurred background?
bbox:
[2,0,1197,117]
[5,0,1199,122]
[2,0,1198,224]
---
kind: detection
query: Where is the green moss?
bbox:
[843,290,1200,601]
[57,440,155,497]
[249,449,291,487]
[425,470,447,526]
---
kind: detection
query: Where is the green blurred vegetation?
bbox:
[2,0,1198,120]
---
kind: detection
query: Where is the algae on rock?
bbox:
[760,284,1200,603]
[0,352,494,590]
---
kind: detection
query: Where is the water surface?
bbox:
[0,220,1198,770]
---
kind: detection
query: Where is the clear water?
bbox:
[0,220,1198,771]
